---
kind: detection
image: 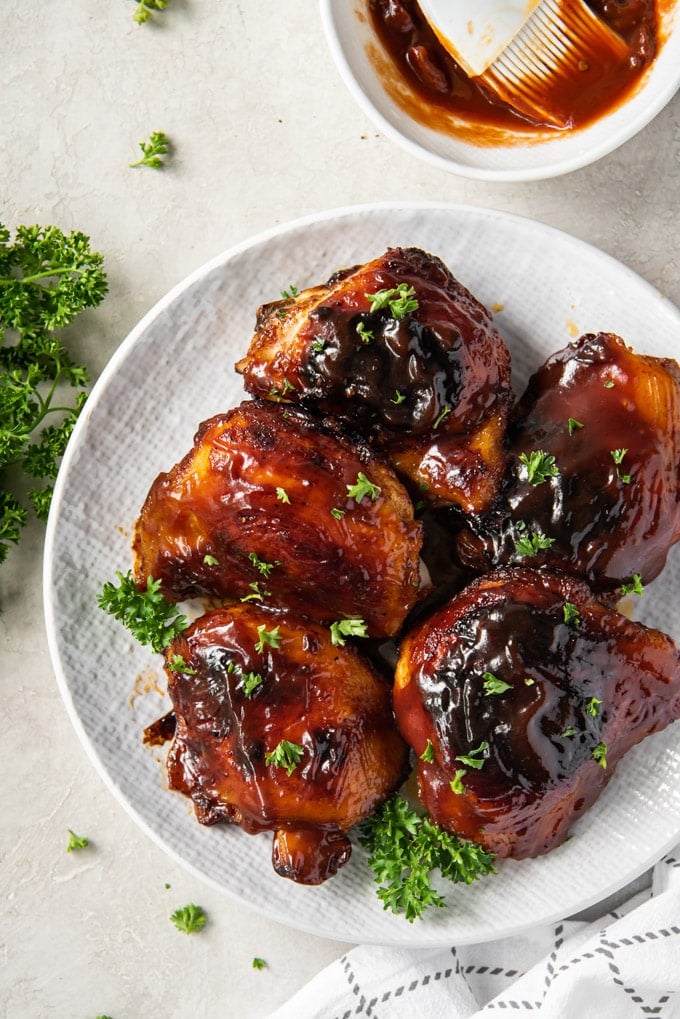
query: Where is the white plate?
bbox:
[321,0,680,181]
[44,204,680,947]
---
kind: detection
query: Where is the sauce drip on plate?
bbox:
[368,0,659,135]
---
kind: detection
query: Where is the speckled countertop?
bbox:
[1,3,678,1018]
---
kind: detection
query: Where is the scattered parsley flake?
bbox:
[563,602,581,626]
[346,471,380,503]
[240,581,272,603]
[170,903,207,935]
[592,742,608,768]
[255,624,281,653]
[66,829,89,852]
[203,554,219,566]
[455,741,489,770]
[420,739,435,763]
[433,406,451,430]
[248,552,280,578]
[524,677,536,686]
[311,338,325,353]
[330,507,345,520]
[482,672,512,696]
[603,380,615,389]
[280,284,299,299]
[329,617,369,646]
[265,739,304,776]
[275,486,290,504]
[356,322,373,343]
[133,0,168,24]
[364,283,419,319]
[513,525,555,558]
[449,769,467,795]
[560,726,576,738]
[241,671,264,697]
[568,418,584,435]
[620,573,644,597]
[518,450,559,486]
[252,957,267,970]
[129,131,170,169]
[391,390,406,405]
[167,654,196,675]
[585,696,602,717]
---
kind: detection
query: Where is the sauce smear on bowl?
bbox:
[368,0,659,135]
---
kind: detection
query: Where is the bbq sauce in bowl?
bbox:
[368,0,659,135]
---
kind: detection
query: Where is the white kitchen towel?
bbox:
[270,845,680,1019]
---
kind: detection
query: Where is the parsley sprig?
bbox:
[170,903,207,935]
[0,222,107,565]
[358,796,495,922]
[329,617,369,646]
[364,283,419,319]
[130,131,170,169]
[518,450,559,486]
[265,739,304,776]
[133,0,169,26]
[98,571,188,653]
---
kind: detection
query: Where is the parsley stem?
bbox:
[0,266,83,286]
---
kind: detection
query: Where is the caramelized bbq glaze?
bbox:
[456,333,680,596]
[164,604,410,884]
[133,399,423,637]
[236,247,512,512]
[369,0,659,134]
[394,567,680,859]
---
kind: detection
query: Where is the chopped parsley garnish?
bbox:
[346,471,380,503]
[170,903,207,935]
[66,829,89,852]
[358,795,495,922]
[585,696,602,717]
[241,671,264,697]
[280,284,299,299]
[620,573,644,597]
[455,741,489,770]
[98,571,188,652]
[592,742,608,768]
[524,676,536,686]
[611,448,631,483]
[603,380,615,389]
[248,552,280,578]
[356,322,373,343]
[203,554,219,566]
[560,726,576,738]
[568,418,584,435]
[254,624,281,653]
[449,769,467,795]
[167,654,196,675]
[330,507,345,520]
[420,739,435,763]
[133,0,169,24]
[364,283,419,319]
[329,617,369,646]
[252,957,267,970]
[265,739,304,776]
[513,524,555,558]
[240,581,271,603]
[311,338,325,353]
[518,450,559,486]
[391,390,406,405]
[482,672,512,696]
[563,602,581,626]
[129,131,170,169]
[275,486,290,504]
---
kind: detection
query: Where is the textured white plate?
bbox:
[44,204,680,947]
[320,0,680,181]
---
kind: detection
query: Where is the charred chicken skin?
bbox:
[395,567,680,860]
[133,399,423,637]
[163,603,410,884]
[456,332,680,596]
[235,247,513,513]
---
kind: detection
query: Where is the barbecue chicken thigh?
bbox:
[235,247,513,513]
[456,333,680,596]
[394,567,680,860]
[163,603,410,884]
[133,400,423,637]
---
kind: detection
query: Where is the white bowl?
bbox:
[320,0,680,181]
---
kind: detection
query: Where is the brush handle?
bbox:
[418,0,543,76]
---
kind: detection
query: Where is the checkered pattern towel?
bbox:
[270,844,680,1018]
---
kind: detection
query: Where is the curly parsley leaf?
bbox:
[170,903,207,935]
[518,450,559,486]
[329,617,369,646]
[133,0,169,26]
[66,829,89,852]
[97,571,188,653]
[358,796,495,922]
[346,471,380,504]
[129,131,170,169]
[265,739,304,776]
[364,283,419,319]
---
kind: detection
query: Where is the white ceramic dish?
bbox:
[320,1,680,181]
[44,203,680,947]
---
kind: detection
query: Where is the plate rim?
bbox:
[43,201,680,946]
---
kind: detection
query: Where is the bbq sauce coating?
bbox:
[395,567,680,859]
[456,332,680,594]
[132,399,423,637]
[235,247,512,512]
[165,604,410,884]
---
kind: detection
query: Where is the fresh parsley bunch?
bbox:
[359,795,496,922]
[0,222,107,566]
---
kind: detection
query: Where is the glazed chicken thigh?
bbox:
[456,332,680,596]
[163,603,410,884]
[395,567,680,859]
[133,400,423,636]
[236,247,513,513]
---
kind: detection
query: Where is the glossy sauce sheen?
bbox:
[133,400,423,637]
[369,0,658,133]
[236,247,513,512]
[394,568,680,858]
[456,333,680,594]
[165,604,409,884]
